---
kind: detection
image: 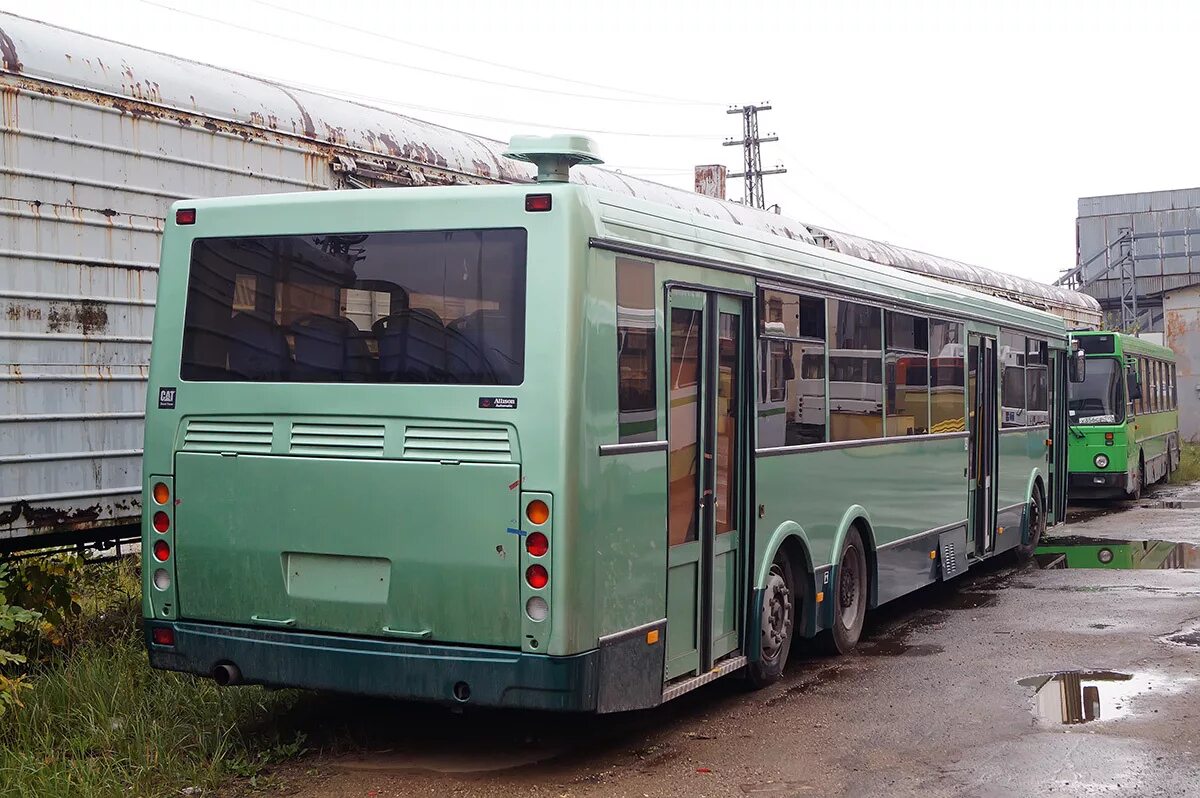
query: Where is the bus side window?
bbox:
[929,319,965,433]
[828,299,883,442]
[757,290,826,448]
[884,310,929,436]
[1000,331,1026,428]
[1171,363,1178,409]
[1026,338,1049,425]
[615,258,658,444]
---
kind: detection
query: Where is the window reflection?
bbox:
[615,258,657,443]
[929,320,966,432]
[668,308,702,546]
[757,291,826,447]
[828,300,883,442]
[885,311,929,436]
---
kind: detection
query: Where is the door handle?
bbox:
[382,627,432,640]
[250,615,296,627]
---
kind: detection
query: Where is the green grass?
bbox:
[1170,441,1200,485]
[0,559,306,798]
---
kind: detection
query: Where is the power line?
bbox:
[243,0,718,107]
[274,76,722,140]
[138,0,717,106]
[780,146,900,237]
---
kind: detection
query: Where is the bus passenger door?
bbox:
[664,289,749,680]
[968,334,999,556]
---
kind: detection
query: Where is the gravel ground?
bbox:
[265,484,1200,798]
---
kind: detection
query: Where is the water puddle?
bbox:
[1018,670,1172,725]
[1035,536,1199,570]
[1140,499,1200,510]
[763,666,843,707]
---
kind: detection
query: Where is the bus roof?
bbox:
[171,183,1069,340]
[1072,330,1176,360]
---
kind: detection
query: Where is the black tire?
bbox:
[1015,484,1046,561]
[822,526,869,655]
[745,549,796,688]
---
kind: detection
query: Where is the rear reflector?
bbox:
[525,564,548,589]
[152,627,175,646]
[525,194,552,212]
[153,539,170,562]
[175,208,196,225]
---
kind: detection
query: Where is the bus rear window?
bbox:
[180,229,527,384]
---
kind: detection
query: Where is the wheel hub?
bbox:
[760,565,792,662]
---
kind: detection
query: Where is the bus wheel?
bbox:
[746,551,795,688]
[1015,485,1045,561]
[825,527,868,655]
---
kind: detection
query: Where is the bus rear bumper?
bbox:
[146,620,604,712]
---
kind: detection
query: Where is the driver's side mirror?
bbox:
[1069,348,1087,383]
[1127,370,1142,402]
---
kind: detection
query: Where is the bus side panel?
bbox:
[995,429,1046,549]
[755,435,967,614]
[582,252,668,641]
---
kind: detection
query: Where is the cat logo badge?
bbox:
[158,388,177,409]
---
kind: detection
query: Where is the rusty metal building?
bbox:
[0,11,1099,552]
[1062,188,1200,333]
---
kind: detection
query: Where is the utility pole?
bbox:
[724,103,786,209]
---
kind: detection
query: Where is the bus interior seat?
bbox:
[228,312,291,380]
[376,308,454,382]
[292,314,373,382]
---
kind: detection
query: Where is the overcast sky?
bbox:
[3,0,1195,283]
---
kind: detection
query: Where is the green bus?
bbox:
[1067,330,1180,498]
[1036,537,1197,570]
[142,136,1080,712]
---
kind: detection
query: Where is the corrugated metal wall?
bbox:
[0,82,342,549]
[1075,188,1200,331]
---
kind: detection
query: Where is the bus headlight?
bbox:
[1094,454,1109,469]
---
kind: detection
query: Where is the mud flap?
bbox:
[596,619,666,713]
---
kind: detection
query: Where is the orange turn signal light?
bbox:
[153,482,170,505]
[526,500,549,526]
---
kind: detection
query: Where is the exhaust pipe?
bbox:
[212,663,241,686]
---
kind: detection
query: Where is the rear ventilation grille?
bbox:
[290,422,386,458]
[403,426,512,462]
[182,420,273,454]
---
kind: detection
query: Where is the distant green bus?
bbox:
[1067,331,1180,498]
[142,137,1079,712]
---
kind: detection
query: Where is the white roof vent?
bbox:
[503,134,603,183]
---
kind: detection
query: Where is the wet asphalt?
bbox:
[283,485,1200,798]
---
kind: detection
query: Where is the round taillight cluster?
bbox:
[153,511,170,533]
[525,564,548,590]
[153,539,171,562]
[525,531,548,558]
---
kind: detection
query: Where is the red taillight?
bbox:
[153,540,170,562]
[525,193,552,212]
[152,627,175,646]
[526,531,548,558]
[153,511,170,533]
[525,564,548,589]
[175,208,196,225]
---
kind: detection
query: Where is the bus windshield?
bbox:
[1068,357,1124,425]
[180,228,527,384]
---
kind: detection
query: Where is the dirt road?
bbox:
[272,488,1200,798]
